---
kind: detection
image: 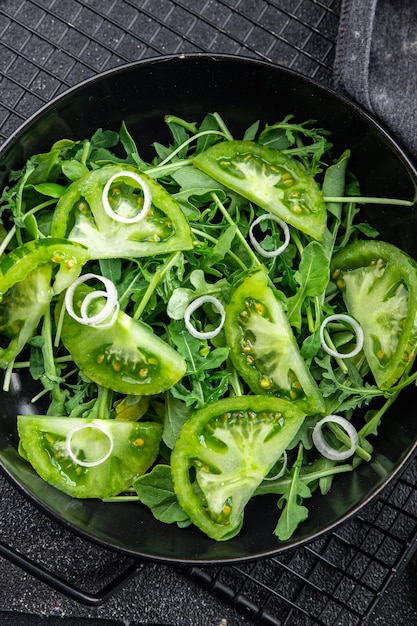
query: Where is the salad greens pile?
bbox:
[1,112,416,542]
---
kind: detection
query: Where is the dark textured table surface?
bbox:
[0,2,417,625]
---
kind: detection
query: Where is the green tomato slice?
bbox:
[50,165,194,259]
[58,284,186,395]
[331,240,417,389]
[17,415,162,499]
[171,395,305,541]
[193,140,327,240]
[224,268,325,415]
[0,238,88,368]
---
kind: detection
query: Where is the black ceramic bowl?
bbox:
[0,55,416,564]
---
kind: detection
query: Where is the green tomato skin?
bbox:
[224,268,325,415]
[331,240,417,389]
[50,165,194,259]
[193,140,327,240]
[171,395,305,541]
[59,285,186,396]
[17,415,162,499]
[0,238,88,368]
[0,238,89,296]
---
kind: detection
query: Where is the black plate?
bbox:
[0,55,416,564]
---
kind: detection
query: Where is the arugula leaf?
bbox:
[168,320,229,407]
[61,160,89,182]
[167,269,227,320]
[287,241,329,329]
[162,394,193,449]
[322,150,350,221]
[99,258,122,287]
[134,464,190,525]
[274,444,311,541]
[118,121,148,168]
[32,182,67,198]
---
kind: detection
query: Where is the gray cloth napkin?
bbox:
[334,0,417,161]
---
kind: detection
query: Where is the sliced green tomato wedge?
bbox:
[224,268,325,415]
[58,284,186,395]
[171,395,305,541]
[0,265,51,368]
[193,140,327,240]
[0,238,89,296]
[331,240,417,389]
[50,165,194,259]
[0,238,88,368]
[17,415,162,499]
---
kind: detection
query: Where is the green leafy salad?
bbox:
[0,113,416,542]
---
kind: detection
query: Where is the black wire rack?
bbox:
[0,1,416,625]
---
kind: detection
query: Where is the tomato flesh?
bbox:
[331,240,417,389]
[17,415,162,499]
[193,140,327,240]
[0,238,88,368]
[171,395,305,540]
[59,284,186,395]
[224,268,325,415]
[51,165,194,259]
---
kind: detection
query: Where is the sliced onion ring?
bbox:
[312,415,359,461]
[320,313,364,359]
[64,272,119,328]
[184,295,225,340]
[249,213,290,258]
[66,423,114,468]
[102,170,152,224]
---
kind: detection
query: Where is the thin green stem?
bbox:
[80,141,91,166]
[102,495,141,502]
[324,196,414,206]
[358,392,399,439]
[191,227,247,270]
[14,164,36,246]
[41,306,64,407]
[0,198,58,257]
[290,229,304,257]
[144,158,193,178]
[211,192,261,267]
[164,116,199,133]
[327,422,371,462]
[154,130,229,168]
[212,113,234,140]
[133,252,181,320]
[323,327,348,374]
[95,385,112,419]
[255,463,353,496]
[2,360,14,392]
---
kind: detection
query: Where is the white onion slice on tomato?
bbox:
[312,414,359,461]
[184,295,225,340]
[102,170,152,224]
[64,272,119,328]
[66,423,114,468]
[320,313,364,359]
[249,213,290,258]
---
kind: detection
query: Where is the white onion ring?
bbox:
[249,213,290,258]
[66,423,114,468]
[64,273,119,328]
[102,170,152,224]
[312,415,359,461]
[320,313,364,359]
[184,295,225,340]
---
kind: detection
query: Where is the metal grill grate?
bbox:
[189,456,417,625]
[0,0,340,145]
[0,1,416,625]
